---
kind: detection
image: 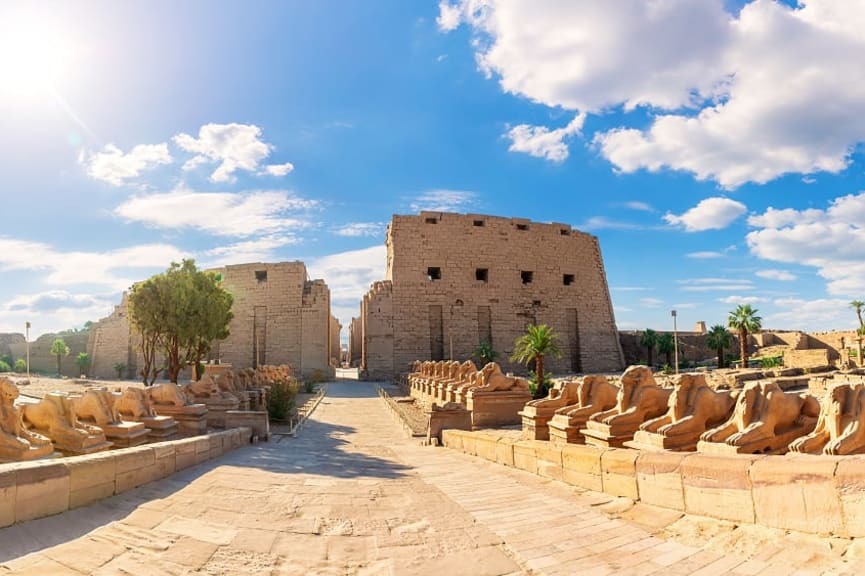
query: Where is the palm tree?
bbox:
[510,324,562,398]
[474,341,498,365]
[50,338,70,376]
[640,329,658,367]
[727,305,762,369]
[657,333,675,367]
[851,301,865,334]
[75,352,89,377]
[705,324,733,368]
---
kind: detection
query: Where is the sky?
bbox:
[2,0,865,343]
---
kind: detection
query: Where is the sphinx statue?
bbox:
[21,392,112,455]
[0,377,54,462]
[628,373,736,451]
[698,380,820,455]
[547,375,619,444]
[469,363,531,394]
[443,360,478,403]
[454,362,499,404]
[148,383,208,435]
[115,387,178,440]
[73,388,150,447]
[466,363,533,428]
[184,373,221,399]
[520,379,583,441]
[583,365,672,448]
[184,373,239,429]
[789,382,865,455]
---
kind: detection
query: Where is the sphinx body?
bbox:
[698,381,819,455]
[583,365,672,447]
[547,375,619,444]
[115,387,178,440]
[148,383,208,435]
[0,377,53,462]
[628,373,736,451]
[789,382,865,455]
[520,379,583,440]
[443,360,477,404]
[73,388,150,447]
[21,392,112,455]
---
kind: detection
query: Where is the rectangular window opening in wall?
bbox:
[425,217,438,224]
[255,270,267,282]
[516,223,529,231]
[560,229,570,236]
[533,300,542,307]
[521,270,533,284]
[475,268,488,282]
[563,273,575,286]
[473,219,485,227]
[427,267,441,281]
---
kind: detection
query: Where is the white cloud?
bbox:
[576,216,645,231]
[1,291,118,338]
[747,192,865,296]
[611,286,648,292]
[409,189,478,213]
[623,201,654,212]
[333,223,386,237]
[664,197,746,232]
[444,0,865,188]
[5,291,111,314]
[263,162,295,177]
[767,297,854,332]
[307,245,387,329]
[506,113,585,162]
[687,251,725,259]
[756,269,797,281]
[115,188,318,238]
[200,236,299,268]
[640,297,663,308]
[174,123,275,183]
[83,143,172,185]
[718,295,768,305]
[678,277,754,292]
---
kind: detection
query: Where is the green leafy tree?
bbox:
[727,304,762,369]
[50,338,69,375]
[851,300,865,335]
[129,259,234,384]
[639,329,658,367]
[657,333,675,367]
[510,324,562,399]
[473,341,499,365]
[705,324,733,368]
[0,361,10,372]
[75,352,90,376]
[14,358,25,373]
[113,362,127,379]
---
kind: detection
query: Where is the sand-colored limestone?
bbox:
[519,379,582,440]
[114,387,178,440]
[71,388,150,448]
[789,381,865,455]
[698,381,820,455]
[0,378,53,463]
[628,373,736,451]
[547,375,619,444]
[466,363,532,428]
[21,393,112,456]
[149,383,208,436]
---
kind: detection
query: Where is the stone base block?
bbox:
[696,423,814,455]
[548,414,590,445]
[581,426,633,449]
[627,429,701,452]
[225,411,269,441]
[468,391,532,428]
[519,412,555,441]
[681,453,762,524]
[140,416,179,440]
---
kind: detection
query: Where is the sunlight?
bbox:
[0,10,69,101]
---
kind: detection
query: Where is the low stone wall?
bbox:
[442,430,865,538]
[0,427,252,528]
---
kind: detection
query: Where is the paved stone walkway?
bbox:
[0,381,862,574]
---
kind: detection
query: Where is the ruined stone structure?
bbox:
[329,316,342,367]
[359,212,624,380]
[87,261,334,380]
[348,317,362,367]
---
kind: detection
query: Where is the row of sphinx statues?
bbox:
[0,364,288,463]
[409,360,865,456]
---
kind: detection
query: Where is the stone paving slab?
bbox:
[0,381,861,575]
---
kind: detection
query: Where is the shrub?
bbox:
[267,378,299,421]
[14,359,25,373]
[0,360,10,372]
[528,370,553,399]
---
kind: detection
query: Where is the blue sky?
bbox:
[2,0,865,341]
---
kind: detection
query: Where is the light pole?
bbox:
[25,321,30,381]
[671,310,679,375]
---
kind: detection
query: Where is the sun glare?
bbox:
[0,11,69,101]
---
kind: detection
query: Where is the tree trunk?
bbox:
[56,354,61,376]
[647,347,653,367]
[740,329,748,369]
[535,354,545,399]
[717,347,724,368]
[665,350,672,366]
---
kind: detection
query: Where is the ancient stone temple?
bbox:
[87,261,335,380]
[359,212,624,380]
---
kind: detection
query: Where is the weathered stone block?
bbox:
[0,466,15,528]
[535,442,564,482]
[473,434,499,462]
[64,453,116,508]
[461,433,477,456]
[194,437,211,464]
[496,438,515,467]
[601,448,639,499]
[750,454,843,535]
[635,451,686,511]
[561,444,603,492]
[441,429,463,451]
[681,453,761,524]
[836,456,865,537]
[175,439,198,470]
[15,460,70,522]
[513,441,538,474]
[114,446,155,475]
[115,464,159,493]
[70,481,115,508]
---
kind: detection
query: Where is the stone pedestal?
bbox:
[140,415,178,440]
[198,397,241,429]
[153,404,208,436]
[427,403,472,443]
[34,428,113,456]
[99,421,150,448]
[697,422,816,455]
[626,429,699,452]
[225,410,269,441]
[581,422,634,449]
[467,390,532,429]
[0,441,57,463]
[548,413,591,445]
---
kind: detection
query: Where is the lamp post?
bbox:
[25,321,30,381]
[671,310,679,375]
